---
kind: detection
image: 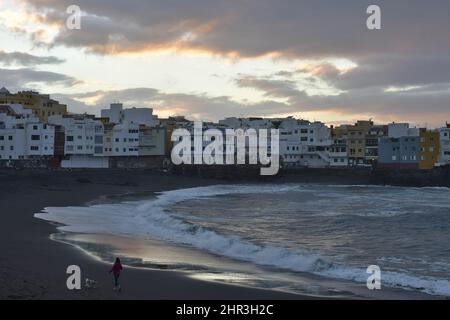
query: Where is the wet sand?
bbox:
[0,169,301,299]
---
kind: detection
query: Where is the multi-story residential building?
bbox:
[346,120,373,166]
[101,103,159,127]
[160,116,192,156]
[378,136,420,169]
[365,125,388,165]
[220,117,331,168]
[48,115,104,157]
[102,123,114,156]
[439,124,450,166]
[101,103,166,157]
[48,114,107,168]
[0,87,67,122]
[0,104,55,160]
[111,122,140,156]
[330,126,348,166]
[378,128,440,170]
[419,128,440,169]
[388,123,419,138]
[139,125,166,156]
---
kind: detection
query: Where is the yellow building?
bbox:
[159,116,191,156]
[0,87,67,122]
[419,129,440,169]
[346,120,373,166]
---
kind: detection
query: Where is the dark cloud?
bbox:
[12,0,450,126]
[20,0,450,58]
[0,50,65,66]
[307,56,450,91]
[0,68,80,91]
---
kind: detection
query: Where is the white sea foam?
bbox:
[35,184,450,297]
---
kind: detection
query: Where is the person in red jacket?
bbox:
[109,257,123,291]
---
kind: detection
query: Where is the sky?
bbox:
[0,0,449,127]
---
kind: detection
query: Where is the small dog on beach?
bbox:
[85,278,98,289]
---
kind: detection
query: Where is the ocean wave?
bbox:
[35,184,450,297]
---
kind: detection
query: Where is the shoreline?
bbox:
[1,169,444,300]
[0,170,303,299]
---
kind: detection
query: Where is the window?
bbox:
[30,146,39,151]
[77,146,83,150]
[33,125,38,130]
[8,136,13,141]
[94,136,103,144]
[10,146,13,151]
[66,136,74,142]
[0,136,3,141]
[31,135,40,141]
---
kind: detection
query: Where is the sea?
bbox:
[35,184,450,298]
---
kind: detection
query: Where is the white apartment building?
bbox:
[278,119,331,168]
[0,104,55,160]
[439,124,450,166]
[111,122,140,156]
[219,116,332,168]
[101,103,159,127]
[48,115,104,157]
[329,127,348,167]
[48,115,107,168]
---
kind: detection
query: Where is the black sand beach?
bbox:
[0,169,302,300]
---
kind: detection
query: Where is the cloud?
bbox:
[235,71,450,127]
[0,50,65,66]
[0,67,80,91]
[16,0,450,59]
[53,87,293,120]
[298,57,450,91]
[50,83,449,128]
[6,0,450,127]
